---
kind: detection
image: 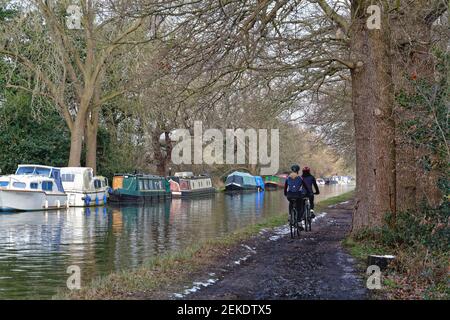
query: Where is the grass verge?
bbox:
[342,227,449,300]
[57,191,354,300]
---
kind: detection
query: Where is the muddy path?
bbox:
[173,200,368,300]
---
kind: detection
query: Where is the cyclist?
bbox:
[284,164,308,230]
[301,166,320,219]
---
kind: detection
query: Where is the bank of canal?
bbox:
[62,190,358,300]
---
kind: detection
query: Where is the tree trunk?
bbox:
[86,109,99,174]
[152,130,172,176]
[68,118,85,167]
[67,92,93,168]
[350,3,396,232]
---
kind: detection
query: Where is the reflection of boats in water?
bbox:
[224,191,265,215]
[170,197,213,216]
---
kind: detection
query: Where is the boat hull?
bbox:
[225,183,260,192]
[0,190,67,211]
[66,191,108,207]
[171,187,216,198]
[109,191,171,203]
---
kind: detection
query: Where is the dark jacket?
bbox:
[284,172,308,197]
[301,173,320,195]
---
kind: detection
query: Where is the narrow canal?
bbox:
[0,185,353,299]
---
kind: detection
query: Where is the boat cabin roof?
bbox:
[61,167,94,174]
[114,173,164,179]
[228,171,254,178]
[61,167,94,192]
[174,172,194,178]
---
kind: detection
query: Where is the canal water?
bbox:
[0,185,353,299]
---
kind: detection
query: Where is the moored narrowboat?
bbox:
[110,174,170,203]
[276,173,288,188]
[263,175,280,190]
[254,176,265,191]
[225,171,259,192]
[168,172,215,198]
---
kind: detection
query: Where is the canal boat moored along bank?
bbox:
[0,164,68,211]
[276,173,288,188]
[61,167,109,207]
[168,172,215,198]
[263,175,280,190]
[225,171,262,192]
[110,173,171,203]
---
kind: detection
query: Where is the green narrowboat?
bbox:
[264,175,280,190]
[110,174,171,203]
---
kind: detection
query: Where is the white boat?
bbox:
[61,167,109,207]
[0,164,68,211]
[316,178,326,185]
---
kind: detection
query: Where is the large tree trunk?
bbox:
[152,130,172,176]
[67,91,94,168]
[68,111,87,167]
[350,2,396,232]
[86,109,99,174]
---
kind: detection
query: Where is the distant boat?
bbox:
[254,176,265,191]
[169,172,215,198]
[109,173,171,203]
[61,167,109,207]
[263,175,280,190]
[316,178,326,185]
[0,164,68,211]
[225,171,261,192]
[276,173,288,188]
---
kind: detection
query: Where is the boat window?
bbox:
[42,181,53,191]
[16,166,51,176]
[145,180,150,190]
[139,180,145,190]
[94,180,102,189]
[0,181,8,187]
[35,167,51,176]
[13,182,26,189]
[62,174,75,182]
[226,175,243,185]
[30,182,38,189]
[16,166,36,175]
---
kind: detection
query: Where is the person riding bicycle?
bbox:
[301,166,320,219]
[284,164,308,230]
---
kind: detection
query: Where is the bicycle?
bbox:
[288,198,302,238]
[303,197,312,232]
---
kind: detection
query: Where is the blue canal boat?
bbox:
[225,171,263,192]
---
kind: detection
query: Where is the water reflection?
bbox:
[0,185,353,299]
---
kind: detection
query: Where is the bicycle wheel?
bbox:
[304,199,311,232]
[289,207,296,239]
[295,214,301,237]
